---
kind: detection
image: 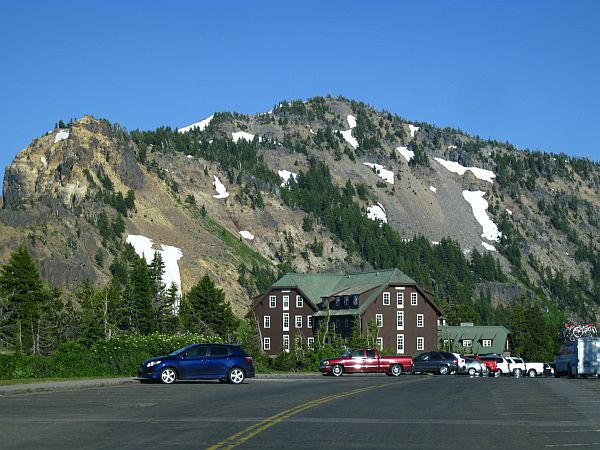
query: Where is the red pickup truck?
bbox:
[319,348,413,376]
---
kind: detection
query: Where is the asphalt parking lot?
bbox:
[1,375,599,449]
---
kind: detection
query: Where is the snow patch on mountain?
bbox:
[54,129,70,143]
[462,190,501,241]
[126,234,183,307]
[482,242,496,251]
[363,162,394,184]
[239,230,254,240]
[347,114,357,129]
[367,202,387,225]
[212,175,229,198]
[434,158,495,184]
[278,170,298,188]
[232,131,261,143]
[178,114,214,133]
[430,186,437,193]
[409,124,420,137]
[396,146,414,162]
[340,129,358,149]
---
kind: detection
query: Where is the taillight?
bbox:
[453,359,458,365]
[245,356,253,365]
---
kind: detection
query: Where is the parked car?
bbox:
[543,363,555,377]
[319,348,413,376]
[412,351,458,375]
[459,357,486,376]
[506,356,527,377]
[137,343,255,384]
[479,355,510,376]
[555,337,600,378]
[451,352,466,373]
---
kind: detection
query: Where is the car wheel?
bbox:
[468,367,477,376]
[439,365,450,375]
[514,368,522,378]
[390,364,402,377]
[482,367,490,376]
[331,364,344,377]
[160,367,177,384]
[228,367,245,384]
[494,370,502,378]
[528,369,537,378]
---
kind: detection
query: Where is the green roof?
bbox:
[438,325,511,354]
[268,268,432,314]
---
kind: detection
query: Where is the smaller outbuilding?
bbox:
[438,324,513,355]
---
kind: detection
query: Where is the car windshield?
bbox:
[169,345,194,356]
[341,349,353,358]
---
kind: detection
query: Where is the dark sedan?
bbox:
[137,343,255,384]
[412,351,459,375]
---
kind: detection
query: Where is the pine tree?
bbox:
[129,255,156,334]
[0,246,48,354]
[179,274,237,338]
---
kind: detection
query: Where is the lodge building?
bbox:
[252,269,444,355]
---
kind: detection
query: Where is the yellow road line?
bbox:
[206,377,429,450]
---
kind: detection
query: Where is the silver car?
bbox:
[460,357,487,376]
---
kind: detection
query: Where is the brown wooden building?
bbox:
[252,269,444,355]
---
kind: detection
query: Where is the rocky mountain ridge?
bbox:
[2,97,599,320]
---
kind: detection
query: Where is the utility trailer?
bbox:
[554,337,600,378]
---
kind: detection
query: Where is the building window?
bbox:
[344,317,349,328]
[263,337,270,351]
[383,292,390,305]
[307,337,314,349]
[417,337,424,351]
[283,313,289,331]
[269,296,276,308]
[376,314,383,328]
[283,296,289,310]
[396,310,404,330]
[377,337,384,351]
[397,292,404,308]
[482,339,492,347]
[295,315,302,328]
[264,315,270,329]
[417,314,424,328]
[296,295,303,308]
[463,339,472,347]
[411,292,417,306]
[396,334,404,354]
[352,294,359,307]
[307,315,314,328]
[334,296,340,308]
[343,296,349,307]
[283,335,290,352]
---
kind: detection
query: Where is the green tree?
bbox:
[128,255,156,334]
[0,246,48,354]
[179,274,238,338]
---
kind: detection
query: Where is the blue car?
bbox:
[137,343,255,384]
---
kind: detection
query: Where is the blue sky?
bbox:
[1,1,599,181]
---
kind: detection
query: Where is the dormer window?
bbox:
[334,296,340,308]
[352,294,359,307]
[343,296,349,307]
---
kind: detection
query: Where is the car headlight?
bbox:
[146,360,162,368]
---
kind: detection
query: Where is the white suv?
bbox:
[480,354,511,376]
[506,356,527,377]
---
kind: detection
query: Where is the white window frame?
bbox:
[396,310,404,330]
[296,295,303,308]
[396,334,404,354]
[282,295,289,311]
[417,314,424,328]
[307,337,314,349]
[397,292,404,308]
[263,337,271,351]
[463,339,472,347]
[307,315,314,328]
[295,315,302,328]
[264,315,270,329]
[283,335,290,352]
[283,313,289,331]
[411,292,417,306]
[383,292,390,305]
[377,337,384,351]
[417,337,424,351]
[269,295,276,308]
[482,339,492,347]
[375,314,383,328]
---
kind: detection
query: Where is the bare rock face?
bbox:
[2,116,143,210]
